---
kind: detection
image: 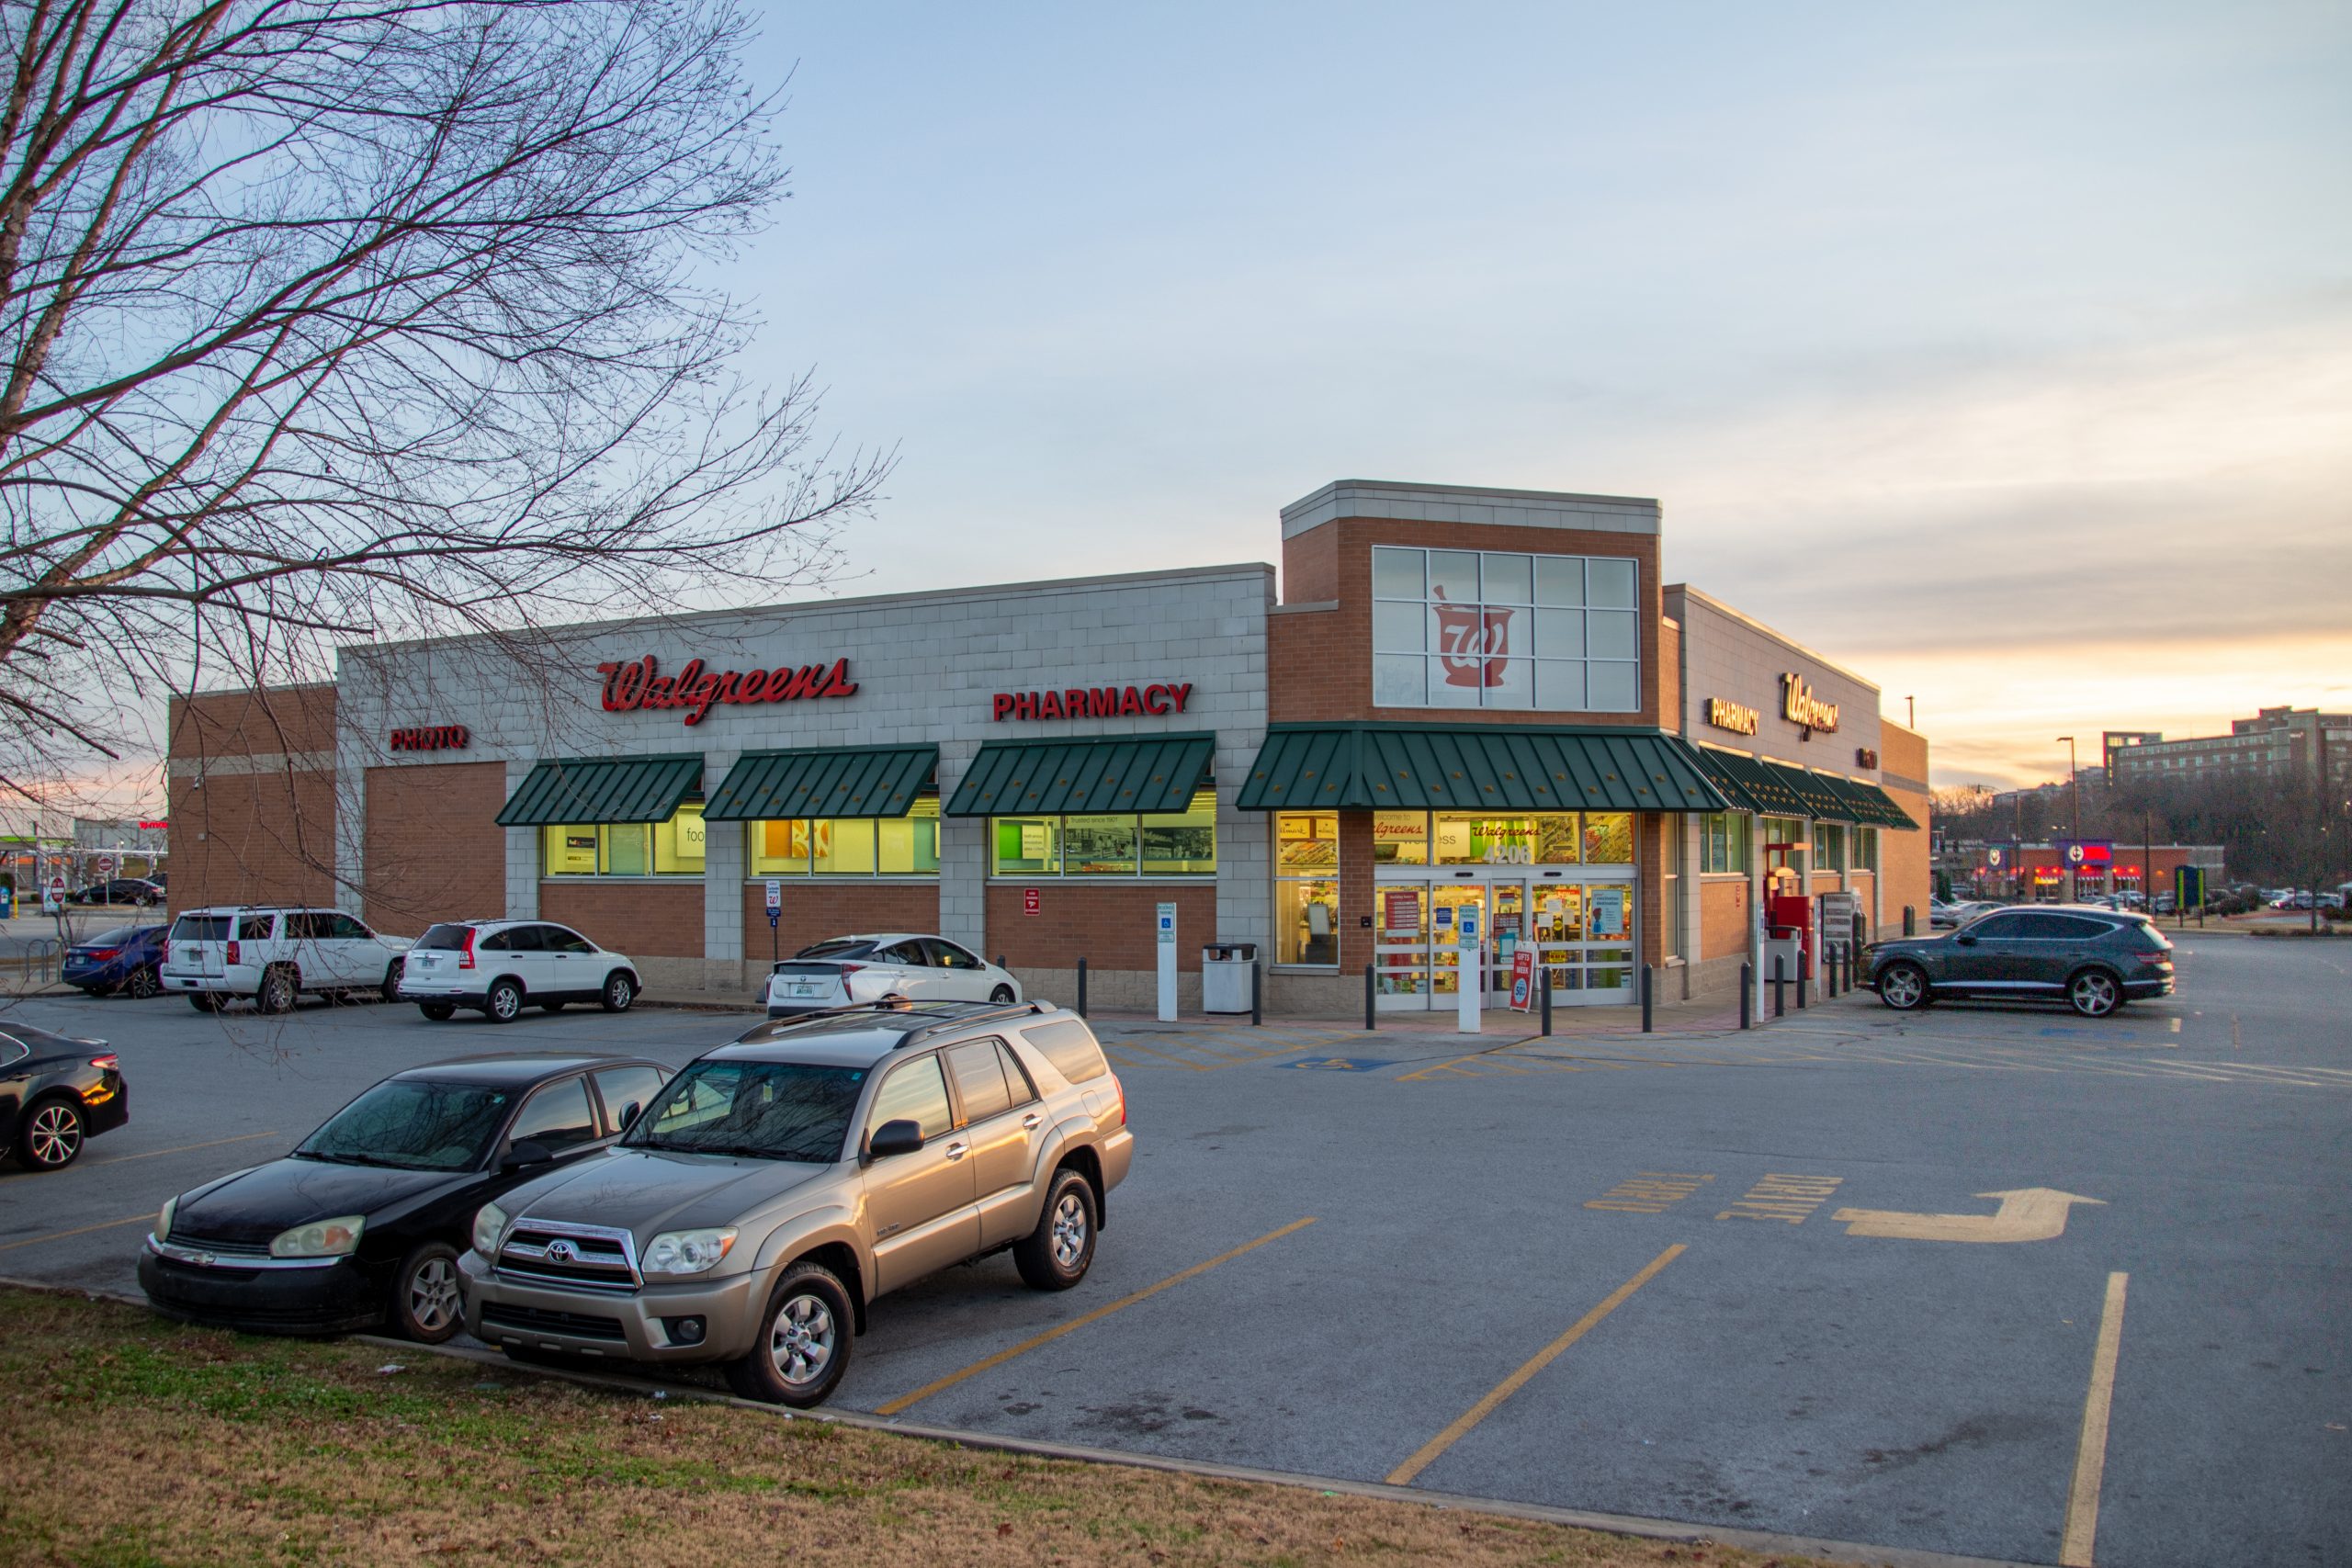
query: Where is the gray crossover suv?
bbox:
[458,999,1133,1407]
[1866,904,2176,1017]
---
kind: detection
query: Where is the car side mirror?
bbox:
[501,1138,554,1171]
[865,1119,923,1162]
[1955,934,1976,946]
[618,1102,641,1131]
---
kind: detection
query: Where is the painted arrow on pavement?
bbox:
[1829,1188,2104,1243]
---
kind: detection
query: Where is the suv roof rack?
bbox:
[892,1000,1050,1050]
[745,997,1053,1049]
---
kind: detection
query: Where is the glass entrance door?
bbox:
[1374,885,1430,1007]
[1528,878,1636,1003]
[1373,874,1639,1010]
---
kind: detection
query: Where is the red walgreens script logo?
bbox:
[1432,591,1513,688]
[598,655,858,726]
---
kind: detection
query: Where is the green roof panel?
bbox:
[1761,761,1853,823]
[1690,746,1768,815]
[1851,778,1921,829]
[1236,724,1730,813]
[704,745,938,821]
[944,734,1216,817]
[495,755,703,827]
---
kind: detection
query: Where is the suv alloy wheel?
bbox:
[600,972,635,1013]
[256,964,299,1015]
[485,978,524,1023]
[2067,968,2121,1018]
[1877,961,1930,1010]
[1014,1168,1098,1290]
[724,1260,854,1407]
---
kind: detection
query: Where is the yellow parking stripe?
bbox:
[90,1130,279,1166]
[2060,1271,2130,1566]
[873,1217,1317,1416]
[1386,1243,1685,1485]
[0,1213,153,1252]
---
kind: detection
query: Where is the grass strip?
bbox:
[0,1286,1822,1567]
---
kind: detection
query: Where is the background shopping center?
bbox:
[167,480,1930,1015]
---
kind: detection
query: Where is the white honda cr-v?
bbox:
[399,919,640,1022]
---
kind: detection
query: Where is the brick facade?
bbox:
[738,881,942,978]
[362,761,508,933]
[164,686,341,915]
[539,881,704,960]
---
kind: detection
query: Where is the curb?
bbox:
[0,1276,2034,1568]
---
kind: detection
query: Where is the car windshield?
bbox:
[296,1079,513,1171]
[624,1061,867,1163]
[796,939,877,961]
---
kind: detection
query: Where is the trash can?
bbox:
[1762,932,1804,986]
[1201,942,1257,1014]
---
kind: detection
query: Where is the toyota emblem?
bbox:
[546,1239,577,1263]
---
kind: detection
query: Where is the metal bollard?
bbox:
[1773,956,1786,1018]
[996,954,1006,971]
[1826,946,1838,999]
[1250,961,1261,1027]
[1641,964,1654,1032]
[1797,961,1808,1010]
[1076,957,1088,1018]
[1363,962,1375,1031]
[1541,965,1554,1035]
[1739,961,1752,1029]
[1903,905,1917,937]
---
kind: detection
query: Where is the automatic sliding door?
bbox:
[1374,885,1430,1010]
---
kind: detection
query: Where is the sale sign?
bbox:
[1509,948,1534,1011]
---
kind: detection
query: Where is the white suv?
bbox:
[764,934,1022,1017]
[399,919,641,1022]
[161,907,414,1013]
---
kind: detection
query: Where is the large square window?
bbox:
[1370,547,1640,714]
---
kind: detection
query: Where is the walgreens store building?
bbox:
[167,480,1928,1015]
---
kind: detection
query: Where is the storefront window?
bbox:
[747,798,940,877]
[1581,812,1633,865]
[1700,812,1752,874]
[1431,814,1581,865]
[1277,878,1340,966]
[1853,826,1879,873]
[1370,545,1641,713]
[990,792,1216,877]
[543,803,705,877]
[1814,821,1846,873]
[1762,817,1806,879]
[1277,812,1339,871]
[1373,811,1428,864]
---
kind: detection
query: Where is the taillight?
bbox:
[458,928,477,970]
[225,940,240,965]
[161,942,171,965]
[1114,1075,1126,1127]
[837,963,864,976]
[89,1054,119,1071]
[89,948,121,962]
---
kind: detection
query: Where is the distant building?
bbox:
[2108,707,2352,792]
[73,818,170,852]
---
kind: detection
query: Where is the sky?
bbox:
[701,0,2352,789]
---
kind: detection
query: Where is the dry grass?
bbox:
[0,1288,1824,1568]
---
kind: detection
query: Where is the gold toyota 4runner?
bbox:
[458,999,1132,1406]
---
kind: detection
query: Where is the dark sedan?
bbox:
[141,1053,669,1342]
[2,1021,128,1170]
[62,924,169,998]
[1866,905,2176,1018]
[71,878,164,908]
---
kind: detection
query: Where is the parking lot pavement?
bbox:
[3,933,2346,1567]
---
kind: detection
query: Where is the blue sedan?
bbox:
[62,924,169,998]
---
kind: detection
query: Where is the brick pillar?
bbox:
[1338,810,1376,972]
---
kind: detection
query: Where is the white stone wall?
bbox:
[335,564,1275,980]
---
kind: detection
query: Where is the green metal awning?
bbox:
[944,734,1216,817]
[1761,761,1853,823]
[1234,724,1730,813]
[1692,749,1810,818]
[704,745,937,821]
[495,755,703,827]
[1848,778,1921,829]
[1690,746,1767,815]
[1806,770,1885,827]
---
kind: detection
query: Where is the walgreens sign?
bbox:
[597,654,858,726]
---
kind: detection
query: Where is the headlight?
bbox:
[471,1201,509,1258]
[642,1228,737,1277]
[268,1215,364,1258]
[156,1195,178,1241]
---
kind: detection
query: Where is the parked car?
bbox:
[1866,905,2175,1019]
[398,919,640,1022]
[461,998,1133,1408]
[160,907,413,1013]
[62,923,169,998]
[763,934,1022,1017]
[70,877,164,908]
[140,1053,669,1340]
[2,1021,128,1170]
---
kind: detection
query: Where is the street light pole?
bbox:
[2057,735,2080,901]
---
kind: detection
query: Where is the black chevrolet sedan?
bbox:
[3,1021,129,1170]
[1866,904,2176,1018]
[141,1054,668,1341]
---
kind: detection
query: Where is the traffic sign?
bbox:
[763,879,781,912]
[93,854,116,875]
